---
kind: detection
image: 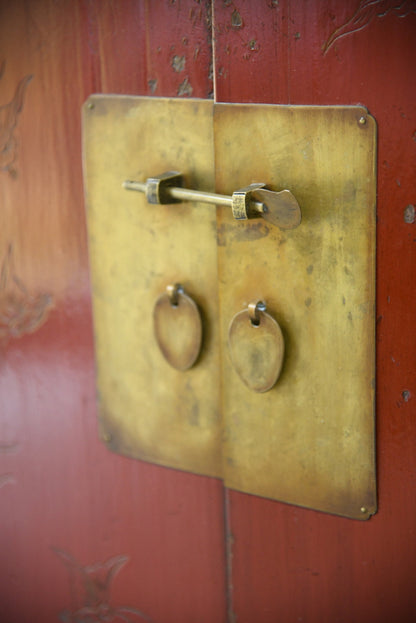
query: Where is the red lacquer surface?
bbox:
[214,1,416,621]
[1,1,415,622]
[0,2,225,623]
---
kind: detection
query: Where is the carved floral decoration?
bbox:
[0,244,53,346]
[0,60,33,173]
[53,549,153,623]
[323,0,416,53]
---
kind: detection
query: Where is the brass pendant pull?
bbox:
[123,171,301,230]
[228,301,285,393]
[153,284,202,371]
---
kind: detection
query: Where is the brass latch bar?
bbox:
[123,171,301,230]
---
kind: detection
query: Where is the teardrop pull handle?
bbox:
[153,283,202,371]
[123,171,301,231]
[228,301,285,393]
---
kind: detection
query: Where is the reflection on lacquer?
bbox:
[0,244,53,345]
[0,440,19,490]
[0,60,33,173]
[53,548,153,623]
[323,0,416,53]
[0,472,15,488]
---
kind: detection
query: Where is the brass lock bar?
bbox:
[123,171,301,230]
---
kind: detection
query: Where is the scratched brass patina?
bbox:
[228,302,285,393]
[215,104,376,520]
[83,96,222,477]
[153,284,203,371]
[84,97,376,519]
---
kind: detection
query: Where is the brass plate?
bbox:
[83,97,376,519]
[215,104,376,519]
[83,96,222,477]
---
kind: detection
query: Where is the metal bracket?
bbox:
[123,174,302,230]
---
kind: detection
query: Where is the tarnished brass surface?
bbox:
[83,96,222,477]
[252,188,302,229]
[124,174,301,229]
[231,183,265,220]
[215,104,376,519]
[144,171,184,204]
[84,97,376,519]
[153,285,202,371]
[228,302,285,393]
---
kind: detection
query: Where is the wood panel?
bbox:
[0,2,226,622]
[2,1,415,621]
[213,1,416,621]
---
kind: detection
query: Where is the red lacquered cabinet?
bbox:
[1,2,415,622]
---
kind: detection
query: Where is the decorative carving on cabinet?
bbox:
[0,62,33,174]
[323,0,416,53]
[53,548,153,623]
[0,244,53,346]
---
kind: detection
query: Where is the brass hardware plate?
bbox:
[83,97,376,519]
[215,104,376,519]
[83,96,222,477]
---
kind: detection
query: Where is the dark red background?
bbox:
[1,2,415,622]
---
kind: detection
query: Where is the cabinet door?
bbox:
[0,3,227,623]
[213,2,416,622]
[1,2,415,623]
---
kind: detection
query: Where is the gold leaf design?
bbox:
[323,0,416,54]
[0,62,33,172]
[53,548,153,622]
[0,244,53,343]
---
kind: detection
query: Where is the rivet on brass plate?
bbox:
[228,301,285,393]
[153,284,203,371]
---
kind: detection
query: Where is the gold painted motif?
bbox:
[0,244,53,345]
[323,0,416,53]
[0,62,33,173]
[54,548,153,622]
